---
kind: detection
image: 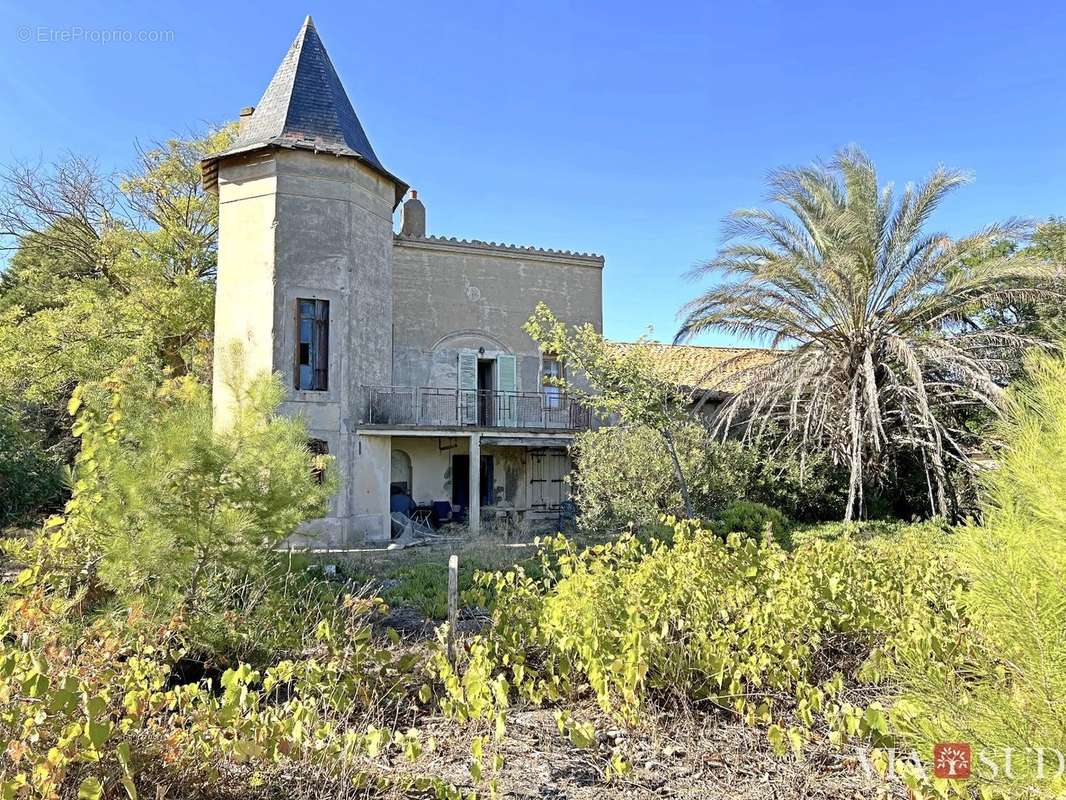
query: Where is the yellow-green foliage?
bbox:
[439,522,963,757]
[0,127,237,411]
[0,593,440,800]
[0,353,490,798]
[894,350,1066,797]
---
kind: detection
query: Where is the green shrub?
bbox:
[68,360,337,614]
[4,353,340,665]
[572,422,845,530]
[712,500,790,545]
[571,423,713,529]
[0,404,63,528]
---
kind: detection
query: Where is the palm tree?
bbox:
[677,147,1059,521]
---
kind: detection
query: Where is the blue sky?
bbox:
[2,0,1064,345]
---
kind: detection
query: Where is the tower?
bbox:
[202,16,407,543]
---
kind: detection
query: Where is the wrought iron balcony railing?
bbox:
[363,386,593,431]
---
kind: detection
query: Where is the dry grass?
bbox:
[150,695,907,800]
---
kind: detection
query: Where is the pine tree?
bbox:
[896,348,1066,794]
[56,352,336,615]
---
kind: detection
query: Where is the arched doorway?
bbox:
[391,449,412,495]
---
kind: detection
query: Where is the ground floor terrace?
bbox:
[292,428,575,548]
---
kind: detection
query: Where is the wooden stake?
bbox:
[447,553,459,666]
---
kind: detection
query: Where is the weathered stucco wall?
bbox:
[213,148,398,544]
[350,435,392,542]
[390,436,454,505]
[270,149,395,415]
[391,238,604,393]
[212,152,278,429]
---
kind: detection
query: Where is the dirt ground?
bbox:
[290,539,909,799]
[384,701,906,799]
[361,613,906,800]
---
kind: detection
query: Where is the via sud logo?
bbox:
[933,742,972,779]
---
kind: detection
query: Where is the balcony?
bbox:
[363,386,593,431]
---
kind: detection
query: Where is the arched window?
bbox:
[391,449,412,495]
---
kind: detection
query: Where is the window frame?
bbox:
[542,353,563,409]
[295,298,330,392]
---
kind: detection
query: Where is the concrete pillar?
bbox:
[350,434,392,543]
[469,432,481,534]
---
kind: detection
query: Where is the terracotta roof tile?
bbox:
[610,342,777,394]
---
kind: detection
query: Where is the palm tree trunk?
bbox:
[930,449,949,518]
[844,380,862,522]
[845,457,859,522]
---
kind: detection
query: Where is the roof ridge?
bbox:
[396,233,604,260]
[611,341,774,352]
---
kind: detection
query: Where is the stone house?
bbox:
[202,17,604,545]
[202,17,771,546]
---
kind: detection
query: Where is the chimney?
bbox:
[238,106,255,136]
[400,189,426,238]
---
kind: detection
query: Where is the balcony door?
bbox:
[457,351,517,427]
[477,359,494,426]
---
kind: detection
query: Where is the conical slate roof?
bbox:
[202,16,407,205]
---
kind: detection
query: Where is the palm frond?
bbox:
[679,147,1066,520]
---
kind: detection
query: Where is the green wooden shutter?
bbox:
[496,354,517,427]
[458,350,478,424]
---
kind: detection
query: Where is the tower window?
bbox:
[296,299,329,391]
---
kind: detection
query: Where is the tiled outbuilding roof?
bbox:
[611,342,777,395]
[202,16,407,204]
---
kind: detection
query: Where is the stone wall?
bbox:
[391,237,604,394]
